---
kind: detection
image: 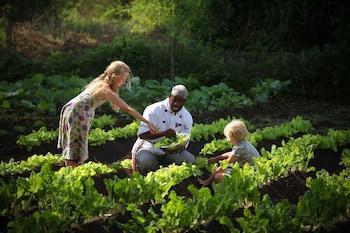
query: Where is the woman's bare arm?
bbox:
[103,87,158,133]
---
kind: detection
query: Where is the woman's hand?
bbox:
[147,122,158,134]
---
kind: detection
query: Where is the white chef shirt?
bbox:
[131,98,193,155]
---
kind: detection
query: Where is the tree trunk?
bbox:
[5,18,15,54]
[170,35,176,80]
[52,6,61,38]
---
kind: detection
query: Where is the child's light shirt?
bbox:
[231,140,260,166]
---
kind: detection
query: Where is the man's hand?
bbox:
[139,128,175,140]
[162,129,176,138]
[207,157,216,164]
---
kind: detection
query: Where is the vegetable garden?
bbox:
[1,1,350,232]
[1,75,349,233]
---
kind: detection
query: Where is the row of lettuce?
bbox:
[0,74,290,118]
[0,126,349,232]
[16,115,249,150]
[16,116,308,152]
[4,116,308,176]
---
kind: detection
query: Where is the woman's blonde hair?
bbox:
[224,119,248,142]
[85,61,132,91]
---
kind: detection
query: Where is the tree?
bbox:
[129,0,211,79]
[1,0,49,53]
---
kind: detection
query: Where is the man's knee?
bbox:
[170,150,195,165]
[136,150,158,173]
[180,150,195,163]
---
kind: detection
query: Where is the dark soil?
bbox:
[309,145,350,175]
[317,219,350,233]
[68,213,129,233]
[0,216,10,233]
[88,137,137,163]
[259,170,309,204]
[0,137,136,163]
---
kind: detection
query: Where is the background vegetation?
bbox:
[1,0,349,101]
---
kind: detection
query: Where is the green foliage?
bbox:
[154,133,190,151]
[237,195,298,233]
[0,73,87,116]
[44,51,77,75]
[121,76,255,113]
[187,83,253,112]
[129,0,174,34]
[340,149,350,170]
[0,22,5,47]
[200,116,312,156]
[105,163,201,208]
[17,127,58,151]
[16,115,250,150]
[154,133,188,149]
[0,153,63,177]
[250,79,292,103]
[61,0,130,35]
[191,117,243,142]
[91,114,117,129]
[297,170,350,230]
[42,34,168,80]
[89,120,140,146]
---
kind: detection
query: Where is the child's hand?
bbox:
[197,177,211,186]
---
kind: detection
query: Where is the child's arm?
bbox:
[198,167,224,186]
[227,153,239,164]
[208,151,231,164]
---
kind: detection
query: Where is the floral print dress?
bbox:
[57,90,106,163]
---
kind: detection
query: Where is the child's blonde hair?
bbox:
[85,61,132,91]
[224,119,248,142]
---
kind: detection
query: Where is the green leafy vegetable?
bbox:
[154,133,189,149]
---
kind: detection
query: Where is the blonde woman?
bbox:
[198,119,260,186]
[58,61,158,167]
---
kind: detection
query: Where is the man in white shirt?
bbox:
[131,84,195,174]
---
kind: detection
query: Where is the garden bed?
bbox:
[64,145,349,233]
